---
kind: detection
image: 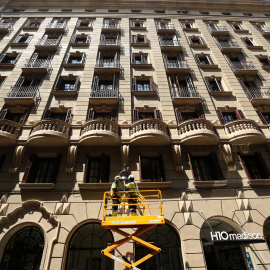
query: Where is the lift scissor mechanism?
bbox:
[101,189,165,270]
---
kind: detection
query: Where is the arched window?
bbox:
[201,219,247,270]
[135,223,184,270]
[66,222,114,270]
[0,226,44,270]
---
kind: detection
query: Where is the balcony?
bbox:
[0,22,13,33]
[35,37,61,51]
[164,60,191,75]
[27,119,70,146]
[45,21,67,33]
[5,86,39,106]
[70,34,91,47]
[63,54,86,68]
[94,59,120,73]
[177,119,219,145]
[257,27,270,37]
[159,39,182,52]
[89,86,119,106]
[242,87,270,106]
[215,40,242,53]
[224,119,266,144]
[22,59,52,74]
[207,25,229,36]
[170,86,201,106]
[130,119,169,145]
[0,120,21,146]
[229,61,258,76]
[80,119,120,146]
[102,22,121,33]
[156,23,176,34]
[99,39,120,51]
[131,37,150,47]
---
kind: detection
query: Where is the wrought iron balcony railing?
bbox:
[6,86,39,99]
[207,25,228,33]
[46,21,67,30]
[23,59,52,69]
[243,87,270,101]
[170,86,200,98]
[156,23,175,30]
[95,59,119,68]
[102,23,120,29]
[257,27,270,34]
[159,39,181,47]
[90,86,118,98]
[36,38,60,47]
[216,41,240,50]
[165,60,189,69]
[229,61,256,71]
[0,22,13,32]
[99,39,120,46]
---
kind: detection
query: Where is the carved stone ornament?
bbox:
[66,145,78,173]
[121,145,129,167]
[172,145,183,171]
[9,145,26,174]
[219,143,236,171]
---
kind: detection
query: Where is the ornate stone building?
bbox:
[1,0,270,269]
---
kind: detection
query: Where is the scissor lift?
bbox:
[101,189,165,270]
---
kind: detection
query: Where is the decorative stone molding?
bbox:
[121,144,129,167]
[66,145,78,173]
[219,143,236,171]
[172,145,183,171]
[9,145,26,174]
[54,194,70,215]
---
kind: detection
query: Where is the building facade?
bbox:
[1,0,270,269]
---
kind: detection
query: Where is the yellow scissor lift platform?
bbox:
[101,189,165,270]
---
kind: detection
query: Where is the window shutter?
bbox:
[63,53,70,64]
[144,35,148,43]
[210,153,224,180]
[256,109,268,125]
[159,155,165,182]
[206,55,214,65]
[87,108,95,120]
[215,78,224,92]
[100,34,105,42]
[216,109,225,124]
[74,76,81,91]
[113,74,116,89]
[30,53,38,63]
[133,109,139,122]
[100,154,110,183]
[162,53,168,63]
[22,154,39,183]
[82,54,86,64]
[187,153,197,181]
[224,55,232,65]
[150,76,154,91]
[181,23,186,29]
[235,109,245,120]
[255,152,270,179]
[86,35,91,43]
[204,77,212,92]
[238,153,251,180]
[114,52,118,66]
[25,35,32,43]
[49,154,61,183]
[175,108,183,124]
[42,108,53,119]
[0,109,8,119]
[65,109,73,124]
[131,53,135,64]
[154,109,162,120]
[186,76,194,91]
[240,38,248,46]
[76,19,82,27]
[237,78,252,101]
[0,54,6,63]
[88,21,93,27]
[131,77,137,91]
[30,78,40,87]
[19,110,29,125]
[13,35,22,43]
[194,54,201,66]
[187,36,192,45]
[83,157,90,183]
[54,75,63,90]
[199,37,205,44]
[111,109,117,122]
[92,76,99,91]
[70,34,76,43]
[230,24,236,30]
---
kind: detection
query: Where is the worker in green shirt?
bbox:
[110,175,121,216]
[125,175,138,216]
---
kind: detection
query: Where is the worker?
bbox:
[110,175,121,216]
[125,175,138,216]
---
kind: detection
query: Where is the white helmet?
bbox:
[114,175,121,181]
[128,175,135,181]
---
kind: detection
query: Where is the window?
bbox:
[91,75,117,94]
[131,34,149,45]
[84,155,110,183]
[169,76,197,98]
[38,9,48,12]
[0,154,6,170]
[243,13,253,16]
[265,14,270,17]
[11,34,32,46]
[0,226,44,270]
[87,108,117,122]
[256,56,270,67]
[0,108,29,124]
[85,9,96,12]
[200,12,209,15]
[54,75,80,93]
[181,22,196,30]
[216,109,245,124]
[22,154,61,184]
[195,54,215,66]
[131,10,142,13]
[140,156,165,182]
[174,108,205,124]
[62,9,72,12]
[70,34,91,45]
[133,108,162,122]
[0,76,6,87]
[108,10,119,12]
[131,76,155,93]
[154,10,167,13]
[188,153,223,181]
[177,10,190,14]
[76,19,93,28]
[204,77,224,92]
[222,12,231,15]
[239,152,270,179]
[241,37,260,48]
[255,109,270,124]
[132,54,148,64]
[187,36,206,47]
[63,53,86,65]
[10,8,25,12]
